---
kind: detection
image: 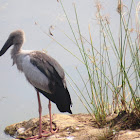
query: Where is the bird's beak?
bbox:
[0,38,13,56]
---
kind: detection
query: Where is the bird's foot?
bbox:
[26,128,58,140]
[42,127,58,135]
[48,121,59,134]
[26,132,50,140]
[26,135,41,140]
[50,126,59,134]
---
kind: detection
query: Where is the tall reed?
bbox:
[58,0,140,124]
[54,0,140,125]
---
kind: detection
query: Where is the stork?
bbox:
[0,30,72,139]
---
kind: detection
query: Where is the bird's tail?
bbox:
[55,87,72,114]
[36,87,72,114]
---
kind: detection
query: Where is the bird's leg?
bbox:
[48,100,58,133]
[48,100,53,132]
[26,96,57,140]
[37,91,42,138]
[26,92,43,140]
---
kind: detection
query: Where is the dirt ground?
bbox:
[4,112,140,140]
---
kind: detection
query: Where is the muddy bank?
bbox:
[4,113,140,140]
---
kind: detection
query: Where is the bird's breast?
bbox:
[21,55,51,93]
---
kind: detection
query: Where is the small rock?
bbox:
[66,136,75,140]
[75,127,79,130]
[17,128,25,135]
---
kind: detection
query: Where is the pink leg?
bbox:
[48,100,53,132]
[26,96,57,140]
[26,92,42,140]
[48,100,58,133]
[37,91,42,138]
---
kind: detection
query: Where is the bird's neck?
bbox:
[11,43,23,65]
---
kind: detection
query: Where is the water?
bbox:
[0,0,139,139]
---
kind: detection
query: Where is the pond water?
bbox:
[0,0,139,139]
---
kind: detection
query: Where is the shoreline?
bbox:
[4,112,140,140]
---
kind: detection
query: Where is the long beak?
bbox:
[0,38,13,56]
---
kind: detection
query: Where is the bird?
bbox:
[0,30,72,139]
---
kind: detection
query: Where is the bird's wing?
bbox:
[29,51,72,113]
[29,51,66,92]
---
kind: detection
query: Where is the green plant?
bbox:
[57,0,140,125]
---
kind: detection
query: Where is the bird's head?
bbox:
[0,30,25,56]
